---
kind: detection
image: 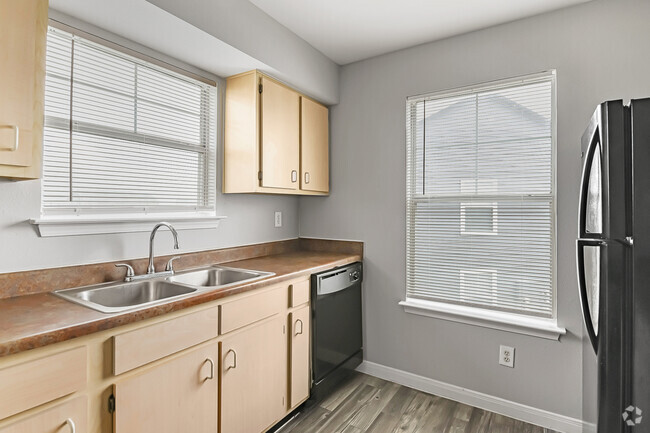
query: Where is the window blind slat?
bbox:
[406,74,555,318]
[42,27,217,215]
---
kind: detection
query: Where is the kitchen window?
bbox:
[33,24,220,236]
[401,71,564,339]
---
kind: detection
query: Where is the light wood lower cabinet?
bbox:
[219,317,287,433]
[0,397,87,433]
[113,342,218,433]
[289,305,311,409]
[0,278,313,433]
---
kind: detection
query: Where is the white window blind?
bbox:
[42,27,217,216]
[406,72,556,318]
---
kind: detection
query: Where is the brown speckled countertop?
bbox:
[0,246,362,358]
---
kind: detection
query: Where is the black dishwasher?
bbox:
[311,262,363,400]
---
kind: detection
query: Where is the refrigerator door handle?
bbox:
[579,123,602,238]
[576,238,604,353]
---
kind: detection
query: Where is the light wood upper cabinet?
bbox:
[300,97,329,193]
[289,305,311,409]
[260,77,300,190]
[113,342,219,433]
[224,70,329,195]
[219,317,287,433]
[0,0,47,179]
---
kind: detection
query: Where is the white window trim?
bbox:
[29,214,227,237]
[399,298,566,340]
[403,70,559,336]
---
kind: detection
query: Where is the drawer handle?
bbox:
[204,358,215,381]
[291,170,297,183]
[0,125,19,152]
[65,418,76,433]
[294,319,304,336]
[226,349,237,370]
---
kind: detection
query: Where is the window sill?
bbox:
[29,214,227,237]
[399,298,566,340]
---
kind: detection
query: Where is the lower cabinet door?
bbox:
[220,317,286,433]
[289,305,311,408]
[113,342,218,433]
[0,396,87,433]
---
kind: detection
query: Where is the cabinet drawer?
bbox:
[0,396,87,433]
[219,287,284,334]
[0,346,87,420]
[114,307,218,375]
[289,279,310,307]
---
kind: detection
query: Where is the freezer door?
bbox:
[578,101,628,241]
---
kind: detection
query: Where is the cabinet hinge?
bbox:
[259,84,263,93]
[258,171,263,181]
[108,394,116,414]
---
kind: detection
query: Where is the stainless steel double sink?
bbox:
[54,266,275,314]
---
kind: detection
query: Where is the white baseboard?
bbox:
[356,361,596,433]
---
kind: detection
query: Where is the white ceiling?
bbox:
[248,0,592,65]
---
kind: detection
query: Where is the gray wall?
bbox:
[299,0,650,421]
[146,0,340,104]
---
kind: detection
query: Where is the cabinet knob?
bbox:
[204,358,215,381]
[65,418,76,433]
[226,349,237,370]
[304,172,310,184]
[294,319,304,336]
[0,125,19,152]
[291,170,297,183]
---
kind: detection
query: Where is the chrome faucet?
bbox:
[115,222,181,282]
[148,222,180,274]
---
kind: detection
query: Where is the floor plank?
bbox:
[279,372,560,433]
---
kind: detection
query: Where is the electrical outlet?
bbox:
[274,211,282,228]
[499,345,515,368]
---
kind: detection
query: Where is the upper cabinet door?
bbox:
[0,0,46,169]
[300,98,329,193]
[260,77,300,190]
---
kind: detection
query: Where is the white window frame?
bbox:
[400,71,565,340]
[31,21,225,237]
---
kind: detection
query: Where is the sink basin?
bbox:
[169,266,274,288]
[54,265,274,314]
[54,280,197,314]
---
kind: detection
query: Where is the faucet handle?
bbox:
[115,263,135,281]
[165,256,182,273]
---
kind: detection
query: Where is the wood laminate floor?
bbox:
[278,373,560,433]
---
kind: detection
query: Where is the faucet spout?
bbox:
[148,222,180,274]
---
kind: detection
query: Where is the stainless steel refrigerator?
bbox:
[577,99,650,432]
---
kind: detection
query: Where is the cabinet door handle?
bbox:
[204,358,215,380]
[65,418,76,433]
[294,319,304,336]
[226,349,237,370]
[0,125,19,152]
[291,170,297,183]
[305,172,310,184]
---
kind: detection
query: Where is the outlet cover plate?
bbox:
[274,211,282,228]
[499,345,515,368]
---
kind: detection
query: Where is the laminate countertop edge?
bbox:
[0,251,362,357]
